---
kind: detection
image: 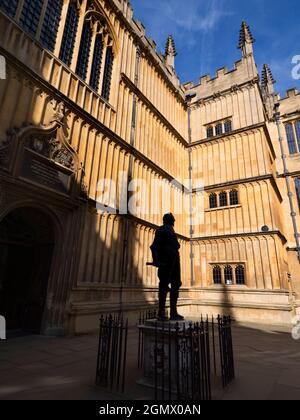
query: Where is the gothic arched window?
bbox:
[230,189,239,206]
[295,121,300,151]
[90,34,104,91]
[295,179,300,212]
[0,0,18,18]
[224,120,232,134]
[213,266,222,284]
[19,0,44,37]
[236,265,245,285]
[209,193,218,209]
[101,46,114,101]
[219,191,228,207]
[40,0,64,52]
[76,22,92,80]
[224,266,233,285]
[215,123,223,136]
[207,126,214,138]
[59,1,79,66]
[286,123,297,155]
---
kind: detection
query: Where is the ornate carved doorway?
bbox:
[0,207,55,335]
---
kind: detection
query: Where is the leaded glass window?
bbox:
[76,22,92,80]
[59,1,79,66]
[209,193,218,209]
[295,179,300,213]
[215,123,223,136]
[207,126,213,138]
[286,123,297,155]
[0,0,18,18]
[236,265,245,285]
[40,0,63,52]
[213,266,222,284]
[90,34,104,91]
[101,46,114,101]
[224,266,233,285]
[295,121,300,152]
[19,0,44,37]
[230,189,239,206]
[219,191,228,207]
[224,120,232,134]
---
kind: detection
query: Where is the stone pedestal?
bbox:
[137,319,194,393]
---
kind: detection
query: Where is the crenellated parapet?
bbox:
[278,88,300,118]
[184,57,258,105]
[183,21,258,107]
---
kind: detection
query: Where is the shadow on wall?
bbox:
[0,201,159,336]
[0,199,234,335]
[220,283,233,320]
[68,203,161,331]
[0,88,158,335]
[0,63,226,335]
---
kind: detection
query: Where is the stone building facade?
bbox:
[0,1,299,334]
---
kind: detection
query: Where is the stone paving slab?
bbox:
[0,322,299,400]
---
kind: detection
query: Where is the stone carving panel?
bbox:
[0,102,87,198]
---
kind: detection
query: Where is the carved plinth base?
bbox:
[137,319,194,394]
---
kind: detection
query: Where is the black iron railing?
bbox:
[217,315,235,387]
[95,314,128,393]
[95,312,235,399]
[138,315,235,400]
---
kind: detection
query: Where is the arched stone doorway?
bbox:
[0,207,55,335]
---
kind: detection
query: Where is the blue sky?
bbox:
[130,0,300,96]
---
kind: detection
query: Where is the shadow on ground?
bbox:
[0,322,299,400]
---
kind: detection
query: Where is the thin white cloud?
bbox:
[132,0,234,81]
[164,4,231,31]
[140,0,232,32]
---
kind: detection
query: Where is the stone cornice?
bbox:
[1,170,190,240]
[287,246,300,252]
[189,122,277,162]
[193,287,290,296]
[121,73,188,147]
[188,77,260,109]
[69,298,292,315]
[277,170,300,178]
[188,122,265,147]
[193,174,282,199]
[0,171,83,211]
[189,299,292,312]
[280,111,300,120]
[84,201,288,244]
[192,230,287,244]
[0,169,288,245]
[85,206,189,241]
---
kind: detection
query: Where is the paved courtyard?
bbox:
[0,322,299,400]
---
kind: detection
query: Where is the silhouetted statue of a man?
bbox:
[150,213,184,321]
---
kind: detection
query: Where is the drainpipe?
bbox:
[274,103,300,263]
[186,94,196,286]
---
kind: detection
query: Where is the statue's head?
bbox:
[163,213,175,227]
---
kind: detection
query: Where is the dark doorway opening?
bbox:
[0,207,55,335]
